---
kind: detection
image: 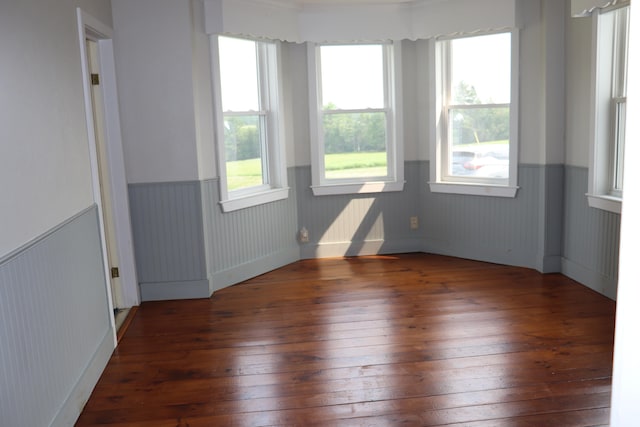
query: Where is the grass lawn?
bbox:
[226,152,387,190]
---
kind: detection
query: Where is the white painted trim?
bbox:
[77,9,141,346]
[561,257,617,299]
[77,9,116,346]
[571,0,630,17]
[428,182,519,198]
[204,0,519,42]
[587,7,628,213]
[96,40,140,308]
[210,247,299,293]
[219,187,290,212]
[307,41,405,196]
[211,36,289,211]
[299,238,424,260]
[50,327,115,427]
[611,0,640,421]
[311,181,405,196]
[587,193,622,214]
[429,29,519,197]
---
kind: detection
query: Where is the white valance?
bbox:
[204,0,520,43]
[571,0,630,17]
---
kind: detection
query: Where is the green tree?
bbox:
[451,81,509,145]
[224,116,260,161]
[323,106,386,154]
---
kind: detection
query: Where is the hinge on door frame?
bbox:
[91,73,100,86]
[111,267,120,278]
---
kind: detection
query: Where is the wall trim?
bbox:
[300,238,424,260]
[562,257,617,300]
[140,279,211,301]
[0,205,96,266]
[50,327,115,427]
[540,255,563,273]
[423,239,538,271]
[210,247,299,293]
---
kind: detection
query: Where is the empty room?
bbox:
[1,0,639,426]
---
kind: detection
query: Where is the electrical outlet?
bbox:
[410,216,419,230]
[299,227,309,243]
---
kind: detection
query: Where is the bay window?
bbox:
[308,42,404,196]
[211,35,288,212]
[430,31,519,197]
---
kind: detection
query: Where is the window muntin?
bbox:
[610,6,629,197]
[587,5,629,213]
[308,42,404,195]
[218,36,268,193]
[213,35,288,212]
[440,32,512,185]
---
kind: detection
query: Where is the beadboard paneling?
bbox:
[0,206,114,427]
[295,162,423,258]
[128,181,208,300]
[563,166,620,298]
[201,169,299,292]
[420,163,553,270]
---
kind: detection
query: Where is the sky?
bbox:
[450,32,511,104]
[217,34,511,112]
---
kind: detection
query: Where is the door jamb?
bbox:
[76,9,140,345]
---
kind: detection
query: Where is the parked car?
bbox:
[451,144,509,179]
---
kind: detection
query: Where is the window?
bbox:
[430,31,519,197]
[212,35,288,212]
[308,42,404,196]
[587,5,629,214]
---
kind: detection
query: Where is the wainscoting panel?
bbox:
[295,162,424,258]
[540,164,565,272]
[128,181,209,300]
[201,170,300,292]
[0,206,114,427]
[563,166,620,299]
[420,163,547,270]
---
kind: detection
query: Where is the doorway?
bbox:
[77,9,140,342]
[85,39,126,322]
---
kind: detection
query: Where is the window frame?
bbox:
[587,5,629,214]
[211,35,289,212]
[307,41,405,196]
[429,30,520,198]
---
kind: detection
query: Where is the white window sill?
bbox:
[220,187,289,212]
[587,193,622,214]
[311,180,405,196]
[428,182,519,198]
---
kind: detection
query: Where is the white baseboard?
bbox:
[561,257,618,300]
[50,327,115,427]
[299,238,423,259]
[209,247,299,293]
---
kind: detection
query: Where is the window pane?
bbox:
[451,33,511,105]
[320,45,385,110]
[219,37,259,112]
[323,112,387,179]
[448,107,509,179]
[224,115,264,190]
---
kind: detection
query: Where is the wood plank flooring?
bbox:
[76,253,616,426]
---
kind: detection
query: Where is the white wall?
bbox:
[111,0,201,184]
[517,0,566,166]
[285,42,312,168]
[565,11,592,168]
[0,0,108,257]
[190,0,217,181]
[74,0,113,27]
[610,1,640,423]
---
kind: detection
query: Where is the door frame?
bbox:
[77,9,140,343]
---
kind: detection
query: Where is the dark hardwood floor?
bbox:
[76,253,616,426]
